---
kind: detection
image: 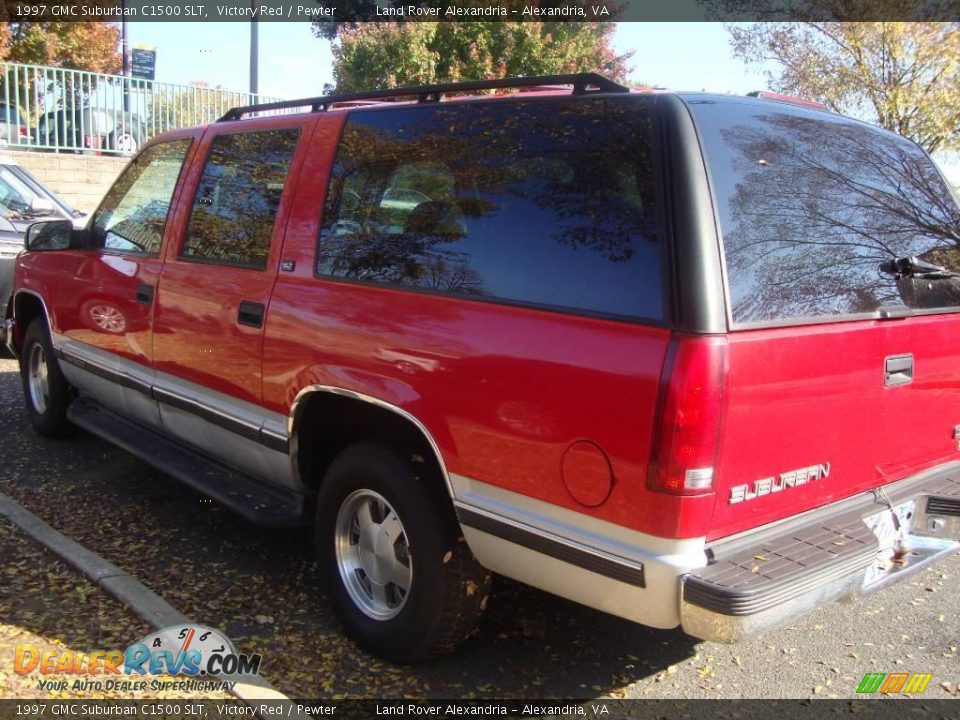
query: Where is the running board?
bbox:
[67,396,309,528]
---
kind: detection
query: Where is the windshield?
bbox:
[0,166,42,219]
[687,98,960,325]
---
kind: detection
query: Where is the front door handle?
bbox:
[136,284,154,305]
[237,300,265,328]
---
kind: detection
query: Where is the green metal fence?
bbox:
[0,62,283,155]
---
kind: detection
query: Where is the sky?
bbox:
[126,21,958,184]
[127,22,769,99]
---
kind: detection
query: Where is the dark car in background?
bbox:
[37,106,146,155]
[0,156,85,315]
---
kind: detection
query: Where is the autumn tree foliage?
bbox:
[0,15,121,119]
[328,22,632,93]
[728,22,960,153]
[0,20,120,73]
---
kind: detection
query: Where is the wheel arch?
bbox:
[11,289,51,355]
[289,385,458,505]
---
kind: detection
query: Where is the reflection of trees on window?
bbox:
[317,97,663,319]
[90,139,192,255]
[692,103,960,324]
[182,129,299,269]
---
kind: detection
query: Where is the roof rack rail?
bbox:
[218,73,629,122]
[747,90,827,111]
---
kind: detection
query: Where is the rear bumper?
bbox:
[680,464,960,643]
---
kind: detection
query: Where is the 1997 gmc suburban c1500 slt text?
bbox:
[3,74,960,662]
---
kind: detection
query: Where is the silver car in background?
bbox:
[0,156,86,315]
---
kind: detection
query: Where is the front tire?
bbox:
[20,318,72,437]
[316,443,491,662]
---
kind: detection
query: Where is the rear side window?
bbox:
[181,128,300,269]
[688,99,960,325]
[317,97,663,320]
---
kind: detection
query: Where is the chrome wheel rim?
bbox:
[27,343,50,414]
[115,133,138,154]
[89,304,126,333]
[334,489,412,620]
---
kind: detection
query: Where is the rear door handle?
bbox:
[237,300,265,328]
[884,354,913,387]
[136,283,154,305]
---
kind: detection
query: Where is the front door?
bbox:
[47,135,196,428]
[151,118,310,478]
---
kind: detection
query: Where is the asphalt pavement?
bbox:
[0,357,957,700]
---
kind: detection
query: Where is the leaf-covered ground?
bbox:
[0,517,232,700]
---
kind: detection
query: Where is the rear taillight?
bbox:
[648,335,727,496]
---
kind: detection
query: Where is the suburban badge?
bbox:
[729,463,831,504]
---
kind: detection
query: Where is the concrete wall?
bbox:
[4,150,128,214]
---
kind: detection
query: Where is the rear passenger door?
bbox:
[151,118,311,476]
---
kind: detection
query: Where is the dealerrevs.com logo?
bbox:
[856,672,934,694]
[14,624,262,693]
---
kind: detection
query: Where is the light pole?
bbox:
[121,2,130,112]
[249,1,259,103]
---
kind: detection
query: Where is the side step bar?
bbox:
[67,396,309,528]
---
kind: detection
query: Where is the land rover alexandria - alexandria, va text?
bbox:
[4,74,960,662]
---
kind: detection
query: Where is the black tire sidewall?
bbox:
[20,319,72,437]
[316,444,467,661]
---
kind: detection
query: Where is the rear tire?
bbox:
[316,442,491,662]
[20,318,72,437]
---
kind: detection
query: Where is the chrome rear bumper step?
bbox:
[681,463,960,643]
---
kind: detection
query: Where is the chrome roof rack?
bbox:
[219,73,629,121]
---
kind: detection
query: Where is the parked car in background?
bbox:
[0,156,85,319]
[37,106,146,155]
[0,103,31,147]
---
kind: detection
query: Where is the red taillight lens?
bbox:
[648,335,727,496]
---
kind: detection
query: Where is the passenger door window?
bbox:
[90,139,192,255]
[180,129,300,269]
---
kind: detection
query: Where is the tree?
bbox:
[0,21,120,73]
[728,22,960,153]
[329,22,631,93]
[0,18,121,121]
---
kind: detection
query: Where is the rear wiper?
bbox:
[879,255,960,279]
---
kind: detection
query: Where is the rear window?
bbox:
[317,96,663,321]
[688,99,960,325]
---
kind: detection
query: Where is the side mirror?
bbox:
[25,219,74,252]
[28,196,56,217]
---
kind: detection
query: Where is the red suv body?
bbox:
[4,74,960,660]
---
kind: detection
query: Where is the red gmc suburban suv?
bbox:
[4,74,960,663]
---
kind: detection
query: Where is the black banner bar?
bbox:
[3,0,959,23]
[0,700,958,720]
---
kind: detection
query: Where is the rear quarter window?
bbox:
[316,96,664,321]
[687,99,960,326]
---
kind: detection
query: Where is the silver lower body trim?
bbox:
[451,474,707,629]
